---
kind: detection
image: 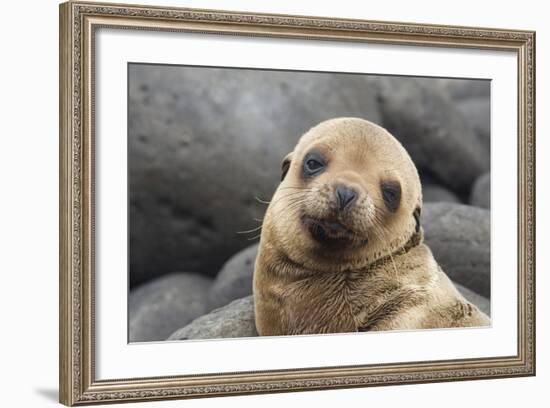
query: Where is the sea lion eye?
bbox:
[303,151,326,177]
[381,181,401,213]
[306,159,323,171]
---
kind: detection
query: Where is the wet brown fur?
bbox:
[253,118,490,336]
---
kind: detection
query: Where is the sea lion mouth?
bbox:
[302,216,367,246]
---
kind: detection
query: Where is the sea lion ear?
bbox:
[281,152,293,181]
[413,206,421,233]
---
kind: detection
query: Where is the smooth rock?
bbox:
[129,273,212,342]
[470,172,491,209]
[443,79,491,101]
[374,77,489,193]
[447,79,491,100]
[129,64,380,286]
[168,296,257,340]
[422,184,461,203]
[455,282,491,317]
[208,244,258,310]
[423,203,490,298]
[457,97,491,153]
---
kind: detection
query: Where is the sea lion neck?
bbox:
[365,229,424,272]
[270,228,424,279]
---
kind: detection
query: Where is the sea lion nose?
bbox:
[335,185,357,210]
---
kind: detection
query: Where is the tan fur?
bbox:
[253,118,490,336]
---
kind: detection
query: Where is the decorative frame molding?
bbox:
[59,1,536,405]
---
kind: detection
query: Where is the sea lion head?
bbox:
[266,117,422,272]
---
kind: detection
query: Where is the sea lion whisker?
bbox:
[236,225,263,234]
[268,196,303,210]
[274,190,312,200]
[255,196,271,204]
[270,193,310,209]
[370,223,399,277]
[372,216,393,243]
[273,191,316,206]
[284,199,310,214]
[370,215,394,248]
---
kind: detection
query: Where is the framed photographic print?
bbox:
[59,1,536,405]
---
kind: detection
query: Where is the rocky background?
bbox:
[128,64,491,342]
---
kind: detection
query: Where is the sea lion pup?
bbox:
[253,117,490,336]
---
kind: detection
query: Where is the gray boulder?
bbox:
[129,64,381,287]
[168,296,257,340]
[422,184,461,203]
[209,244,259,310]
[470,172,491,209]
[457,97,490,153]
[455,282,491,316]
[374,77,489,193]
[429,78,490,101]
[129,273,212,342]
[423,203,490,298]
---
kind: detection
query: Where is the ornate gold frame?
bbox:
[59,1,536,405]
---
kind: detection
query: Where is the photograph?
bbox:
[127,64,492,342]
[57,2,535,404]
